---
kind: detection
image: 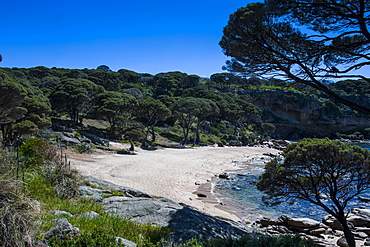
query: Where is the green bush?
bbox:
[73,143,93,154]
[47,228,117,247]
[19,137,49,168]
[41,160,82,199]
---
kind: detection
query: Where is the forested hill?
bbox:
[1,65,369,147]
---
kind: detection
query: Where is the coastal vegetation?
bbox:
[0,60,369,246]
[220,0,370,115]
[0,0,369,246]
[258,138,370,247]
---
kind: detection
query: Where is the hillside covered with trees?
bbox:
[1,65,369,150]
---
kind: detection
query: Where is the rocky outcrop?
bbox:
[256,208,370,246]
[80,176,247,243]
[248,90,370,139]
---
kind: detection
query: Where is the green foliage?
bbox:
[49,78,103,125]
[220,1,370,114]
[73,143,93,154]
[0,69,52,147]
[330,79,370,95]
[47,228,117,247]
[93,91,137,129]
[258,138,370,205]
[134,97,171,146]
[19,137,49,168]
[258,138,370,247]
[261,123,276,136]
[41,159,82,199]
[171,97,220,144]
[21,145,169,246]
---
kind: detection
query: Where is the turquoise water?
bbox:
[355,143,370,150]
[214,144,370,222]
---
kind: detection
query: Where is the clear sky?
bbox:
[1,0,257,78]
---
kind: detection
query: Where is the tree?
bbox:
[192,98,219,144]
[133,98,171,146]
[50,78,103,126]
[117,69,141,84]
[220,1,370,114]
[122,123,144,151]
[96,65,112,72]
[257,138,370,247]
[93,91,136,130]
[0,70,51,146]
[172,97,219,145]
[219,96,261,136]
[210,73,241,92]
[0,85,27,146]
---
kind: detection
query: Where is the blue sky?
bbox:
[1,0,256,77]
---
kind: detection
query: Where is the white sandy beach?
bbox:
[69,144,279,222]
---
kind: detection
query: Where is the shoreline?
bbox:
[68,144,279,222]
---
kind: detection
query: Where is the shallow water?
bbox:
[213,153,370,222]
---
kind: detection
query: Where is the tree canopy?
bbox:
[0,69,51,146]
[220,0,370,114]
[257,138,370,247]
[172,97,219,145]
[50,78,103,126]
[93,91,136,130]
[133,97,171,146]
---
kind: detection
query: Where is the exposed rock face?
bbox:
[84,176,152,198]
[279,215,322,232]
[80,211,100,219]
[115,237,137,246]
[256,207,370,246]
[81,176,246,243]
[248,90,370,139]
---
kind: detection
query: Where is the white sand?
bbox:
[69,144,279,222]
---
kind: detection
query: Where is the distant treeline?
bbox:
[0,65,369,147]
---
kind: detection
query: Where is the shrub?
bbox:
[18,137,59,169]
[47,228,117,247]
[41,160,82,199]
[0,175,38,247]
[73,143,93,154]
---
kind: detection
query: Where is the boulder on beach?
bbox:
[279,215,322,231]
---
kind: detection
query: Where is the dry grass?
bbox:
[0,176,39,247]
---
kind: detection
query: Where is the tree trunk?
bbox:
[181,126,189,145]
[194,120,201,145]
[337,213,356,247]
[141,128,150,148]
[150,126,156,142]
[128,140,135,151]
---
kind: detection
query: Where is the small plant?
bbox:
[18,137,58,169]
[41,159,82,199]
[73,143,93,154]
[47,228,117,247]
[117,149,135,155]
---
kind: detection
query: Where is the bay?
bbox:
[214,144,370,222]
